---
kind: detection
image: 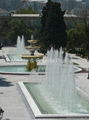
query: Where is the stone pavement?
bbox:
[70,54,89,70]
[0,47,89,120]
[0,47,35,120]
[0,74,32,120]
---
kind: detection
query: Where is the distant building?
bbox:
[0,8,10,16]
[82,0,89,7]
[82,0,89,8]
[0,0,21,11]
[59,0,76,11]
[29,1,46,13]
[21,0,29,1]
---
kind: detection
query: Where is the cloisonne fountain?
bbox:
[19,47,89,119]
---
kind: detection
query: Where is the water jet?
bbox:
[18,48,88,119]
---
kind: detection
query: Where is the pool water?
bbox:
[0,65,45,73]
[0,64,81,74]
[25,83,89,115]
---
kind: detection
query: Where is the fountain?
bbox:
[7,36,29,62]
[31,34,34,40]
[40,49,78,113]
[0,35,45,74]
[16,36,21,55]
[22,35,44,70]
[18,48,89,119]
[16,35,29,55]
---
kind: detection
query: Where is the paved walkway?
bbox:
[70,54,89,70]
[0,75,32,120]
[0,48,34,120]
[0,47,89,120]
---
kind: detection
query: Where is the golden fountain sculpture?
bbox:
[22,38,44,71]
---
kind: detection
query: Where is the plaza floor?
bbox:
[0,47,89,120]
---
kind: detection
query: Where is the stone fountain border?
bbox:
[4,54,27,62]
[0,64,81,75]
[18,81,89,119]
[0,64,45,75]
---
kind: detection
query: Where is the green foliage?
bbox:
[16,7,37,14]
[40,0,67,52]
[0,19,36,46]
[67,29,85,48]
[0,21,10,46]
[67,23,89,58]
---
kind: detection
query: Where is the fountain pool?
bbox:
[19,82,89,118]
[18,49,89,119]
[0,65,45,75]
[6,36,29,62]
[7,54,27,62]
[0,64,80,75]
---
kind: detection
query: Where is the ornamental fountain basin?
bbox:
[0,65,45,75]
[19,81,89,119]
[18,48,89,119]
[4,46,89,119]
[0,64,81,75]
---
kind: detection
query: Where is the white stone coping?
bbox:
[0,70,45,75]
[12,14,40,17]
[0,64,45,75]
[18,81,42,117]
[4,55,10,62]
[18,81,89,119]
[75,67,82,73]
[0,71,42,75]
[3,54,82,73]
[0,64,81,75]
[4,54,27,62]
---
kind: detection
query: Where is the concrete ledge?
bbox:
[18,81,41,118]
[0,71,45,75]
[18,81,89,119]
[0,64,45,75]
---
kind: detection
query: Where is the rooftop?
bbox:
[0,8,9,14]
[11,13,40,17]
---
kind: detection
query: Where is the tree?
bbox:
[0,20,10,46]
[16,7,37,14]
[40,0,67,52]
[67,24,86,48]
[0,18,40,46]
[67,23,89,56]
[84,24,89,58]
[41,0,52,32]
[0,19,31,46]
[7,19,31,45]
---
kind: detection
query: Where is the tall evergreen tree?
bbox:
[41,0,52,32]
[40,0,67,51]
